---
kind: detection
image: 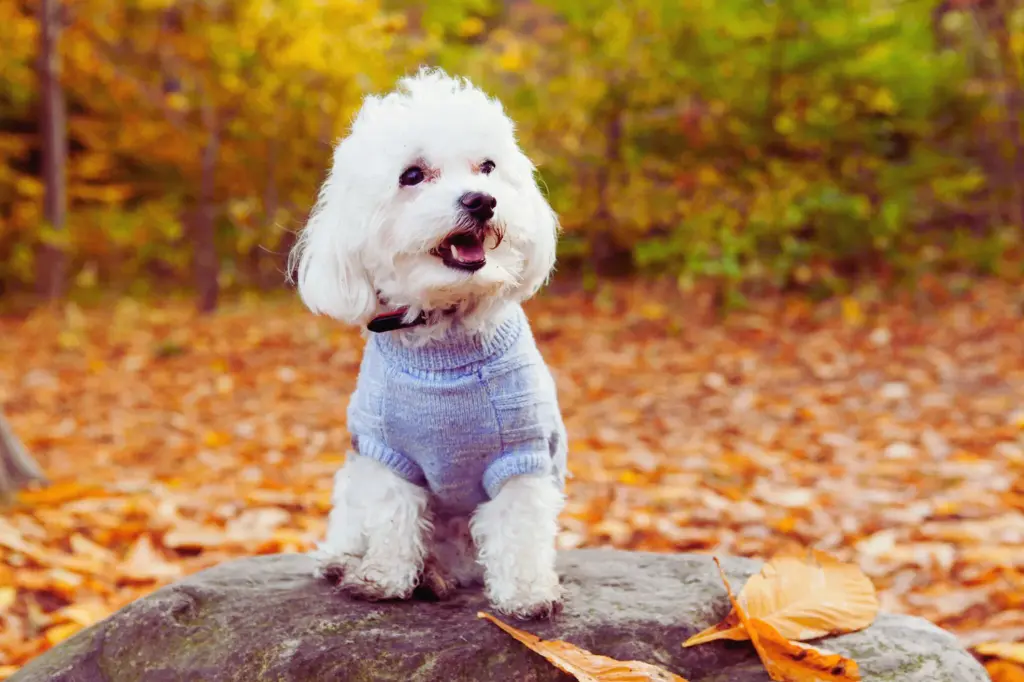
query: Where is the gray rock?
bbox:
[10,550,987,682]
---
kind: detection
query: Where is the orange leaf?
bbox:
[685,550,877,646]
[44,622,82,646]
[987,661,1024,682]
[478,611,689,681]
[118,535,182,583]
[15,482,104,506]
[713,558,860,682]
[977,643,1024,665]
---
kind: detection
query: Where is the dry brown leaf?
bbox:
[0,518,48,564]
[163,524,227,550]
[118,535,182,583]
[685,550,877,646]
[712,558,861,682]
[977,643,1024,665]
[478,611,689,681]
[3,285,1024,672]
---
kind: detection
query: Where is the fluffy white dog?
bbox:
[289,68,568,619]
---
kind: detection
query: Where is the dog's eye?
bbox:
[480,160,496,175]
[399,166,425,187]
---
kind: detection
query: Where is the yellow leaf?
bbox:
[773,114,796,136]
[711,558,861,682]
[869,88,897,115]
[684,550,877,646]
[478,611,689,681]
[638,303,667,321]
[840,298,863,327]
[498,43,524,72]
[44,622,83,646]
[976,643,1024,665]
[457,16,485,38]
[0,586,16,610]
[202,430,232,447]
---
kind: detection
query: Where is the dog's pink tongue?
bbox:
[452,241,485,263]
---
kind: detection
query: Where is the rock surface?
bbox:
[11,550,987,682]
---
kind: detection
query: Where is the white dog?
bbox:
[289,68,567,619]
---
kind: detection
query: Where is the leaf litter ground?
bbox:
[0,279,1022,678]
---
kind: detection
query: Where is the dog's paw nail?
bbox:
[495,597,563,621]
[317,563,348,586]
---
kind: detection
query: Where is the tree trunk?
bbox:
[0,411,46,498]
[591,100,633,277]
[193,102,220,314]
[36,0,68,301]
[992,0,1024,229]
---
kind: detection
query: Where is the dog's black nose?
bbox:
[459,192,497,221]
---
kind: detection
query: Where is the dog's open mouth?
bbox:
[431,231,487,272]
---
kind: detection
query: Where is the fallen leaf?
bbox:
[711,558,861,682]
[976,643,1024,665]
[163,524,226,550]
[0,518,48,563]
[685,550,877,646]
[52,601,111,628]
[15,483,104,506]
[0,587,16,611]
[43,623,82,646]
[478,611,688,681]
[118,535,182,583]
[987,661,1024,682]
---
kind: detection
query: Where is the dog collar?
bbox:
[366,305,460,333]
[366,307,426,333]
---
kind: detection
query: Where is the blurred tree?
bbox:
[35,0,67,301]
[2,0,406,309]
[0,411,46,498]
[450,0,995,298]
[0,0,1019,302]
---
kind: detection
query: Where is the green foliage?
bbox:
[450,0,1019,296]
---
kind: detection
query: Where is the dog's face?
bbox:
[290,69,558,327]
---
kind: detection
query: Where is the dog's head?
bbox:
[289,68,558,329]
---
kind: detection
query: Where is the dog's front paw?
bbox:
[313,552,360,587]
[341,560,420,601]
[488,578,563,620]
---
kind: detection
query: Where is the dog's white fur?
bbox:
[290,69,565,619]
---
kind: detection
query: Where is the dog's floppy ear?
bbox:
[514,154,560,302]
[288,155,377,325]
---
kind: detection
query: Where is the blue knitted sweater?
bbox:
[347,304,567,515]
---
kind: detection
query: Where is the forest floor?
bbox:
[1,278,1022,679]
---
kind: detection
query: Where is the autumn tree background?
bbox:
[1,0,1023,305]
[1,0,1023,679]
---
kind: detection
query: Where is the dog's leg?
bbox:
[471,473,564,619]
[311,454,371,584]
[338,456,430,601]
